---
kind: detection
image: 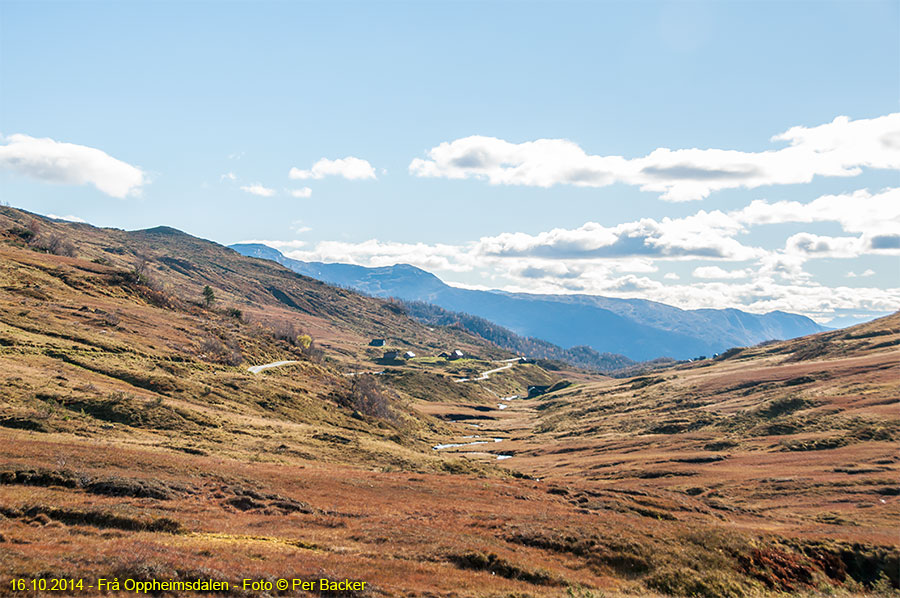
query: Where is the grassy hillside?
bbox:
[0,208,511,364]
[0,206,526,473]
[0,206,897,598]
[499,314,900,595]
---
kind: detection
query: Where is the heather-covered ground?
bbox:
[1,209,897,597]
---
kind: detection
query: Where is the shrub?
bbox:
[383,299,407,315]
[8,225,36,242]
[132,254,149,279]
[345,374,392,420]
[273,320,298,344]
[31,232,76,257]
[199,334,242,366]
[302,339,325,362]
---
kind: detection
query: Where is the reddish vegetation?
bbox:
[0,208,898,597]
[740,549,816,592]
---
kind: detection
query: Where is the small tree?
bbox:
[132,254,149,281]
[202,285,215,307]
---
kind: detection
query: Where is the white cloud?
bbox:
[46,214,87,223]
[249,186,900,321]
[281,239,476,273]
[289,157,376,181]
[847,269,876,278]
[693,266,751,279]
[410,113,900,201]
[474,210,758,261]
[289,187,312,198]
[0,133,146,198]
[240,183,276,197]
[491,271,899,323]
[239,239,307,250]
[756,252,810,282]
[732,187,900,237]
[253,233,900,321]
[290,220,311,233]
[221,172,237,181]
[784,232,864,259]
[471,188,899,271]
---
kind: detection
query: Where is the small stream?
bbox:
[432,436,503,450]
[434,394,521,460]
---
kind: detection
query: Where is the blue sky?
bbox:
[1,0,898,326]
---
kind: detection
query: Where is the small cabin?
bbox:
[527,385,551,398]
[448,349,465,360]
[369,338,385,347]
[438,351,450,359]
[403,351,416,360]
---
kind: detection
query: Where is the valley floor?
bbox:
[3,341,898,598]
[0,210,897,598]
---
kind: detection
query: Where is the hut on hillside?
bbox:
[527,385,551,398]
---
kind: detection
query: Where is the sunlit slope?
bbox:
[509,313,899,546]
[0,206,518,472]
[1,205,897,597]
[0,207,509,364]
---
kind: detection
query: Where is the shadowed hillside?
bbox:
[402,299,637,373]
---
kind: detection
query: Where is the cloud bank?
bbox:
[409,113,900,200]
[264,187,899,321]
[0,134,146,198]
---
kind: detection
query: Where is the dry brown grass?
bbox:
[1,207,898,597]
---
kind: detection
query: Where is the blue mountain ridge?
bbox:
[230,243,828,361]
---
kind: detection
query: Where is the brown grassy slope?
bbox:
[0,206,509,365]
[403,314,899,595]
[2,309,898,598]
[499,313,899,560]
[0,206,525,473]
[2,205,898,597]
[1,433,666,598]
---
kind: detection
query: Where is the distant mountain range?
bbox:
[230,243,829,361]
[399,299,639,373]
